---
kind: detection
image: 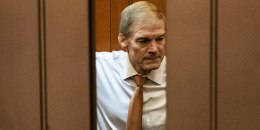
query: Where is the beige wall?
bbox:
[0,0,92,129]
[45,0,91,129]
[166,0,211,129]
[167,0,260,129]
[0,0,41,129]
[218,0,260,129]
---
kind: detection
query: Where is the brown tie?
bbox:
[126,75,145,130]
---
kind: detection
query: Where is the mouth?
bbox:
[144,57,161,62]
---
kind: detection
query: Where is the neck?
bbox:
[137,69,151,75]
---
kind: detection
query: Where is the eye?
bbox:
[137,38,151,44]
[155,37,165,43]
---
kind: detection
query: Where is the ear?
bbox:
[118,33,128,48]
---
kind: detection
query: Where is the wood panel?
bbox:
[166,0,211,129]
[45,0,91,129]
[0,0,41,129]
[95,0,111,52]
[218,0,260,129]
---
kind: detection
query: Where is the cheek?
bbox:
[128,42,151,63]
[133,53,147,65]
[158,44,166,54]
[133,51,145,62]
[128,47,142,62]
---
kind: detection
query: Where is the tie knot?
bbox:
[134,75,145,87]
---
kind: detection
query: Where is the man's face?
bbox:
[125,19,166,75]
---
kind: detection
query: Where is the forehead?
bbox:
[131,19,165,37]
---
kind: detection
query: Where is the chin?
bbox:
[143,64,160,72]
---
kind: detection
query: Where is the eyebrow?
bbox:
[136,33,166,39]
[136,37,149,40]
[158,33,166,38]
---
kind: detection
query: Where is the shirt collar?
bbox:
[122,54,166,85]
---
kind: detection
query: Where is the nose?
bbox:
[148,40,159,53]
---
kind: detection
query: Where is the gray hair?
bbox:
[119,1,165,38]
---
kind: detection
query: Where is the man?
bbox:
[96,1,166,130]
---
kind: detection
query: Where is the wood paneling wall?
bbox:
[218,0,260,129]
[0,0,92,130]
[166,0,211,129]
[167,0,260,129]
[45,0,91,129]
[0,0,41,129]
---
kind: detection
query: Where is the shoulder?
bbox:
[96,50,127,61]
[95,51,128,82]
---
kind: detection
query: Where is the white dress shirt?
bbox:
[96,51,166,130]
